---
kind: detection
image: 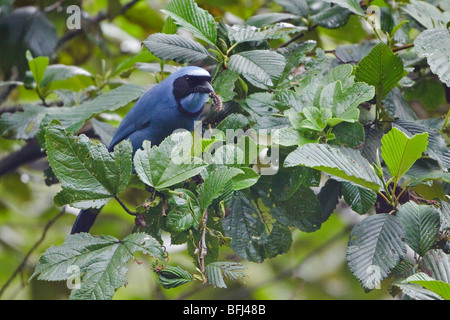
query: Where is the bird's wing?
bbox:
[108,91,154,152]
[108,111,151,152]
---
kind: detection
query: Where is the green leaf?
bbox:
[397,201,441,256]
[317,178,342,217]
[29,83,144,145]
[46,83,144,131]
[227,23,307,45]
[45,120,133,209]
[212,69,240,102]
[381,127,429,181]
[342,182,377,214]
[274,0,308,16]
[156,265,193,289]
[322,0,365,16]
[278,40,316,68]
[355,42,405,100]
[0,8,57,79]
[162,16,178,34]
[284,144,382,191]
[40,64,93,92]
[143,33,210,63]
[26,51,49,87]
[403,273,450,300]
[404,78,446,111]
[393,120,450,171]
[245,13,299,27]
[383,88,419,121]
[395,283,443,300]
[112,49,155,76]
[419,250,450,283]
[90,118,116,147]
[228,50,286,88]
[0,104,46,140]
[414,28,450,87]
[438,201,450,231]
[325,81,375,126]
[166,193,200,232]
[402,1,449,29]
[205,262,246,288]
[331,121,365,148]
[162,0,217,46]
[273,185,325,232]
[134,132,207,190]
[271,166,320,201]
[310,3,351,29]
[231,167,260,191]
[272,126,313,147]
[31,233,165,300]
[347,214,407,291]
[197,167,243,211]
[300,106,331,131]
[223,192,291,262]
[321,64,353,85]
[407,171,450,187]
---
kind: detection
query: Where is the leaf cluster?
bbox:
[1,0,449,300]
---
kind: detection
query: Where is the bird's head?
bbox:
[171,66,214,117]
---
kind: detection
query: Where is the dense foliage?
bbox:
[0,0,449,300]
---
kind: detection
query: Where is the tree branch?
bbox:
[199,210,208,276]
[56,0,142,51]
[0,207,66,298]
[278,25,318,49]
[114,195,138,216]
[392,43,414,53]
[0,138,46,178]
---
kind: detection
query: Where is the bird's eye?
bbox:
[185,76,190,80]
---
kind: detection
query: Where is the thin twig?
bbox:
[392,43,414,53]
[278,25,318,49]
[114,195,138,216]
[56,0,141,51]
[43,0,66,13]
[199,210,208,275]
[0,207,66,298]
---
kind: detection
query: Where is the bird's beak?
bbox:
[194,80,214,94]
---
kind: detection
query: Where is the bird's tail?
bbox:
[71,208,101,234]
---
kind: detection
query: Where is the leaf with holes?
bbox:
[197,166,243,212]
[45,120,133,209]
[30,232,165,300]
[134,132,207,190]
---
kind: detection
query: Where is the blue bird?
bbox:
[71,66,214,234]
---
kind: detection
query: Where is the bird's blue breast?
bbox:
[179,92,209,116]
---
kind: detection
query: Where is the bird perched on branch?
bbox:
[71,66,215,234]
